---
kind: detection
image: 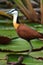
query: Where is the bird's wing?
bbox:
[17,24,41,40]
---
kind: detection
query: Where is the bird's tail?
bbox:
[39,33,43,40]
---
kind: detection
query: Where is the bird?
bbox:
[7,9,43,54]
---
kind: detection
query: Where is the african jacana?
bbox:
[7,9,43,53]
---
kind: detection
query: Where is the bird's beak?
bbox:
[6,11,12,14]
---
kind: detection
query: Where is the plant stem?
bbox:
[41,0,43,24]
[14,0,34,22]
[0,11,12,19]
[14,0,40,23]
[25,0,39,22]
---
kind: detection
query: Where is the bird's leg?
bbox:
[28,40,33,54]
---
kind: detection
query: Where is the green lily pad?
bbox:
[0,60,7,65]
[0,52,8,65]
[0,38,30,51]
[0,30,18,38]
[0,38,43,52]
[7,54,43,65]
[30,51,43,58]
[31,39,43,49]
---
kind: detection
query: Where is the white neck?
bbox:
[13,14,18,24]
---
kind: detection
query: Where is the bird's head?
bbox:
[7,9,19,24]
[7,9,18,16]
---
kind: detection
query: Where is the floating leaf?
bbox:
[7,54,43,65]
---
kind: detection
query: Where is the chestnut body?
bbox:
[16,24,43,41]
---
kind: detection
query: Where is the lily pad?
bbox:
[7,54,43,65]
[30,51,43,58]
[0,52,8,65]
